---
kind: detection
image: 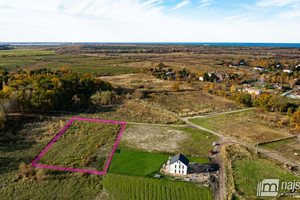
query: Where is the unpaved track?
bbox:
[181,112,300,200]
[182,107,255,120]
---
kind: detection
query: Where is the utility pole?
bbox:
[256,140,258,154]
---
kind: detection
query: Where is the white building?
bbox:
[253,66,265,71]
[168,154,189,175]
[244,88,262,95]
[288,92,300,99]
[283,69,293,73]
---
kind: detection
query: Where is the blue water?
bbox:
[1,42,300,48]
[137,42,300,48]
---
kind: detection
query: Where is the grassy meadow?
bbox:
[0,49,140,73]
[147,91,242,116]
[224,144,300,199]
[189,109,293,144]
[79,100,180,124]
[0,117,107,199]
[259,137,300,164]
[37,120,122,171]
[0,45,261,75]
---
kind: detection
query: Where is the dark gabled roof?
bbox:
[169,154,189,166]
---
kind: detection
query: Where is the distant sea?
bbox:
[1,42,300,48]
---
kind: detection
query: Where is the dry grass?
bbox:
[260,137,300,163]
[38,120,121,171]
[80,100,179,124]
[119,53,251,74]
[19,119,67,143]
[147,91,241,116]
[190,109,293,144]
[99,73,193,92]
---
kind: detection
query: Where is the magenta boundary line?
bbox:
[31,116,126,175]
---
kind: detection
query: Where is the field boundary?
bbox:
[31,117,127,175]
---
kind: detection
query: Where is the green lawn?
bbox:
[174,127,218,157]
[104,173,214,200]
[38,120,121,171]
[108,150,209,177]
[108,150,170,176]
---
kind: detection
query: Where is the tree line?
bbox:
[0,67,118,128]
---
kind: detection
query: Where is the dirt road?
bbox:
[181,112,300,200]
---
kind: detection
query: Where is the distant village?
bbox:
[142,60,300,100]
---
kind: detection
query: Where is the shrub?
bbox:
[287,107,294,117]
[133,90,149,99]
[291,111,300,130]
[36,169,47,181]
[91,90,118,106]
[172,82,180,92]
[234,93,252,106]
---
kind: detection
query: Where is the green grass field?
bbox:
[259,138,296,149]
[233,159,299,197]
[38,120,121,171]
[224,144,300,199]
[108,150,171,176]
[259,137,300,164]
[0,50,56,56]
[108,150,209,177]
[0,49,141,74]
[103,173,214,200]
[175,127,218,157]
[189,110,292,144]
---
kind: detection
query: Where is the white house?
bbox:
[244,88,262,95]
[253,66,265,71]
[288,92,300,99]
[283,69,293,73]
[168,154,189,175]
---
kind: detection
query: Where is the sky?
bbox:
[0,0,300,43]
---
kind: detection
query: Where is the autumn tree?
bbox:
[291,110,300,130]
[230,85,236,93]
[234,93,252,106]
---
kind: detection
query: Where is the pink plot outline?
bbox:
[31,116,126,175]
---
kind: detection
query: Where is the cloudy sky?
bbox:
[0,0,300,42]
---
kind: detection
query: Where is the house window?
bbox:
[175,170,176,173]
[179,170,181,174]
[175,165,177,168]
[182,170,184,174]
[179,165,181,169]
[182,166,184,169]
